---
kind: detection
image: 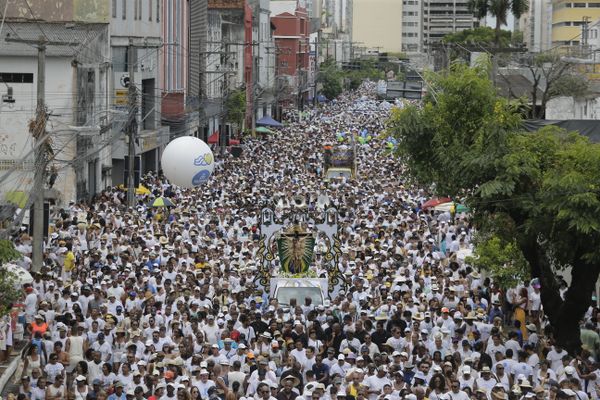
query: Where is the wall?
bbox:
[546,96,600,120]
[0,57,77,204]
[352,0,402,53]
[110,0,161,39]
[0,0,109,22]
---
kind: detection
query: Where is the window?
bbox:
[112,0,117,18]
[149,0,152,21]
[122,0,126,19]
[156,0,160,22]
[573,2,586,7]
[0,73,34,83]
[134,0,138,20]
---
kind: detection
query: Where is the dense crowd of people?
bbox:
[5,83,600,400]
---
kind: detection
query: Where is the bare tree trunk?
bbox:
[520,235,599,355]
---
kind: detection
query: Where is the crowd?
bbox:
[5,82,600,400]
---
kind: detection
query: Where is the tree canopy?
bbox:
[387,59,600,354]
[468,0,529,45]
[443,26,513,47]
[0,239,23,317]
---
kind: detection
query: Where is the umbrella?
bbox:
[421,197,452,210]
[255,126,274,134]
[148,197,176,208]
[2,263,33,285]
[256,116,284,127]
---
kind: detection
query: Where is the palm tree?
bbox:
[468,0,529,47]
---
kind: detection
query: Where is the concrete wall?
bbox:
[352,0,402,53]
[546,96,600,120]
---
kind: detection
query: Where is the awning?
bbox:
[207,132,240,146]
[207,132,219,144]
[257,116,284,127]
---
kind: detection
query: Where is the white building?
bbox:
[252,0,277,120]
[402,0,422,53]
[516,0,552,52]
[0,22,110,205]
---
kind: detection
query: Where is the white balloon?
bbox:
[161,136,214,188]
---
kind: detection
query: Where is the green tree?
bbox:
[225,89,246,128]
[468,0,529,46]
[443,26,513,47]
[0,239,23,317]
[387,60,600,354]
[318,58,343,100]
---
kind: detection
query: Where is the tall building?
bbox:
[552,0,600,47]
[423,0,477,49]
[161,0,191,138]
[402,0,423,53]
[352,0,403,53]
[271,2,311,109]
[516,0,552,52]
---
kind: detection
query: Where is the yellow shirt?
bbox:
[64,251,75,271]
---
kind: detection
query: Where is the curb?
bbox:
[0,356,19,394]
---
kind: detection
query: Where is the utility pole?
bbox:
[32,36,46,274]
[6,35,71,272]
[126,39,137,208]
[313,34,320,107]
[582,16,591,50]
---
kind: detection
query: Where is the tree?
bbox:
[225,89,246,129]
[468,0,528,46]
[443,26,513,48]
[387,60,600,355]
[501,51,589,118]
[318,58,343,100]
[0,239,23,317]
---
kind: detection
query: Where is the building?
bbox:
[423,0,477,50]
[189,0,209,139]
[516,0,552,52]
[552,0,600,47]
[352,0,403,53]
[402,0,423,53]
[160,0,191,139]
[0,1,111,204]
[271,3,311,110]
[109,0,169,186]
[250,0,277,123]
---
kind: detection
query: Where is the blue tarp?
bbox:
[256,116,284,127]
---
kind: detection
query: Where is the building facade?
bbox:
[423,0,476,50]
[109,0,169,186]
[352,0,403,53]
[271,4,311,109]
[402,0,422,53]
[517,0,552,52]
[0,0,111,204]
[250,0,277,122]
[552,0,600,46]
[161,0,191,139]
